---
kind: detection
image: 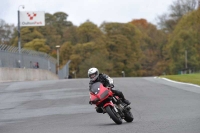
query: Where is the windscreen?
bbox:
[90,82,101,94]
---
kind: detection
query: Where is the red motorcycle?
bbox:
[89,82,134,124]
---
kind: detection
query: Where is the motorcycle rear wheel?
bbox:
[105,106,122,125]
[124,110,134,122]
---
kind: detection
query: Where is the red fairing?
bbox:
[90,92,97,101]
[89,83,113,106]
[103,101,114,108]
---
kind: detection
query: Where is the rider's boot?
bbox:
[122,99,131,105]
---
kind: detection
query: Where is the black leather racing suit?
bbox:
[89,73,127,113]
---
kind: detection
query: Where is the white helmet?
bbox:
[88,67,99,81]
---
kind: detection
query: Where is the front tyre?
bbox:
[105,106,122,124]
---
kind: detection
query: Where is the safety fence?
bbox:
[0,44,57,74]
[58,60,71,79]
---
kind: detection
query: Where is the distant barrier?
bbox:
[0,67,58,82]
[0,44,56,74]
[58,60,71,79]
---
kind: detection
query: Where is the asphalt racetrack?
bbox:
[0,77,200,133]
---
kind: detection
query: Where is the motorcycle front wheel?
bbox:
[105,106,122,125]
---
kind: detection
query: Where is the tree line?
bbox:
[1,0,200,78]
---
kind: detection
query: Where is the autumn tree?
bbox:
[100,22,143,76]
[69,41,111,78]
[130,19,168,76]
[36,12,73,49]
[0,19,15,45]
[77,21,103,43]
[59,41,73,66]
[11,27,44,47]
[167,9,200,74]
[63,26,78,45]
[157,0,198,32]
[23,39,50,53]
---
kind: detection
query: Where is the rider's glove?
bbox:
[89,101,93,105]
[110,84,114,88]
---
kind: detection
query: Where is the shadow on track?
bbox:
[96,121,134,126]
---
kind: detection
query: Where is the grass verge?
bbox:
[160,73,200,86]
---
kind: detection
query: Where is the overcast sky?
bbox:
[0,0,175,26]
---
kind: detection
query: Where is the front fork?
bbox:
[112,96,125,109]
[103,101,118,113]
[112,96,127,118]
[103,98,126,118]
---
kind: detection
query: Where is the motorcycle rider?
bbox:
[88,67,131,113]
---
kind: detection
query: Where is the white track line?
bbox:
[156,77,200,88]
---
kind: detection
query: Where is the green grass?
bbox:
[160,73,200,86]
